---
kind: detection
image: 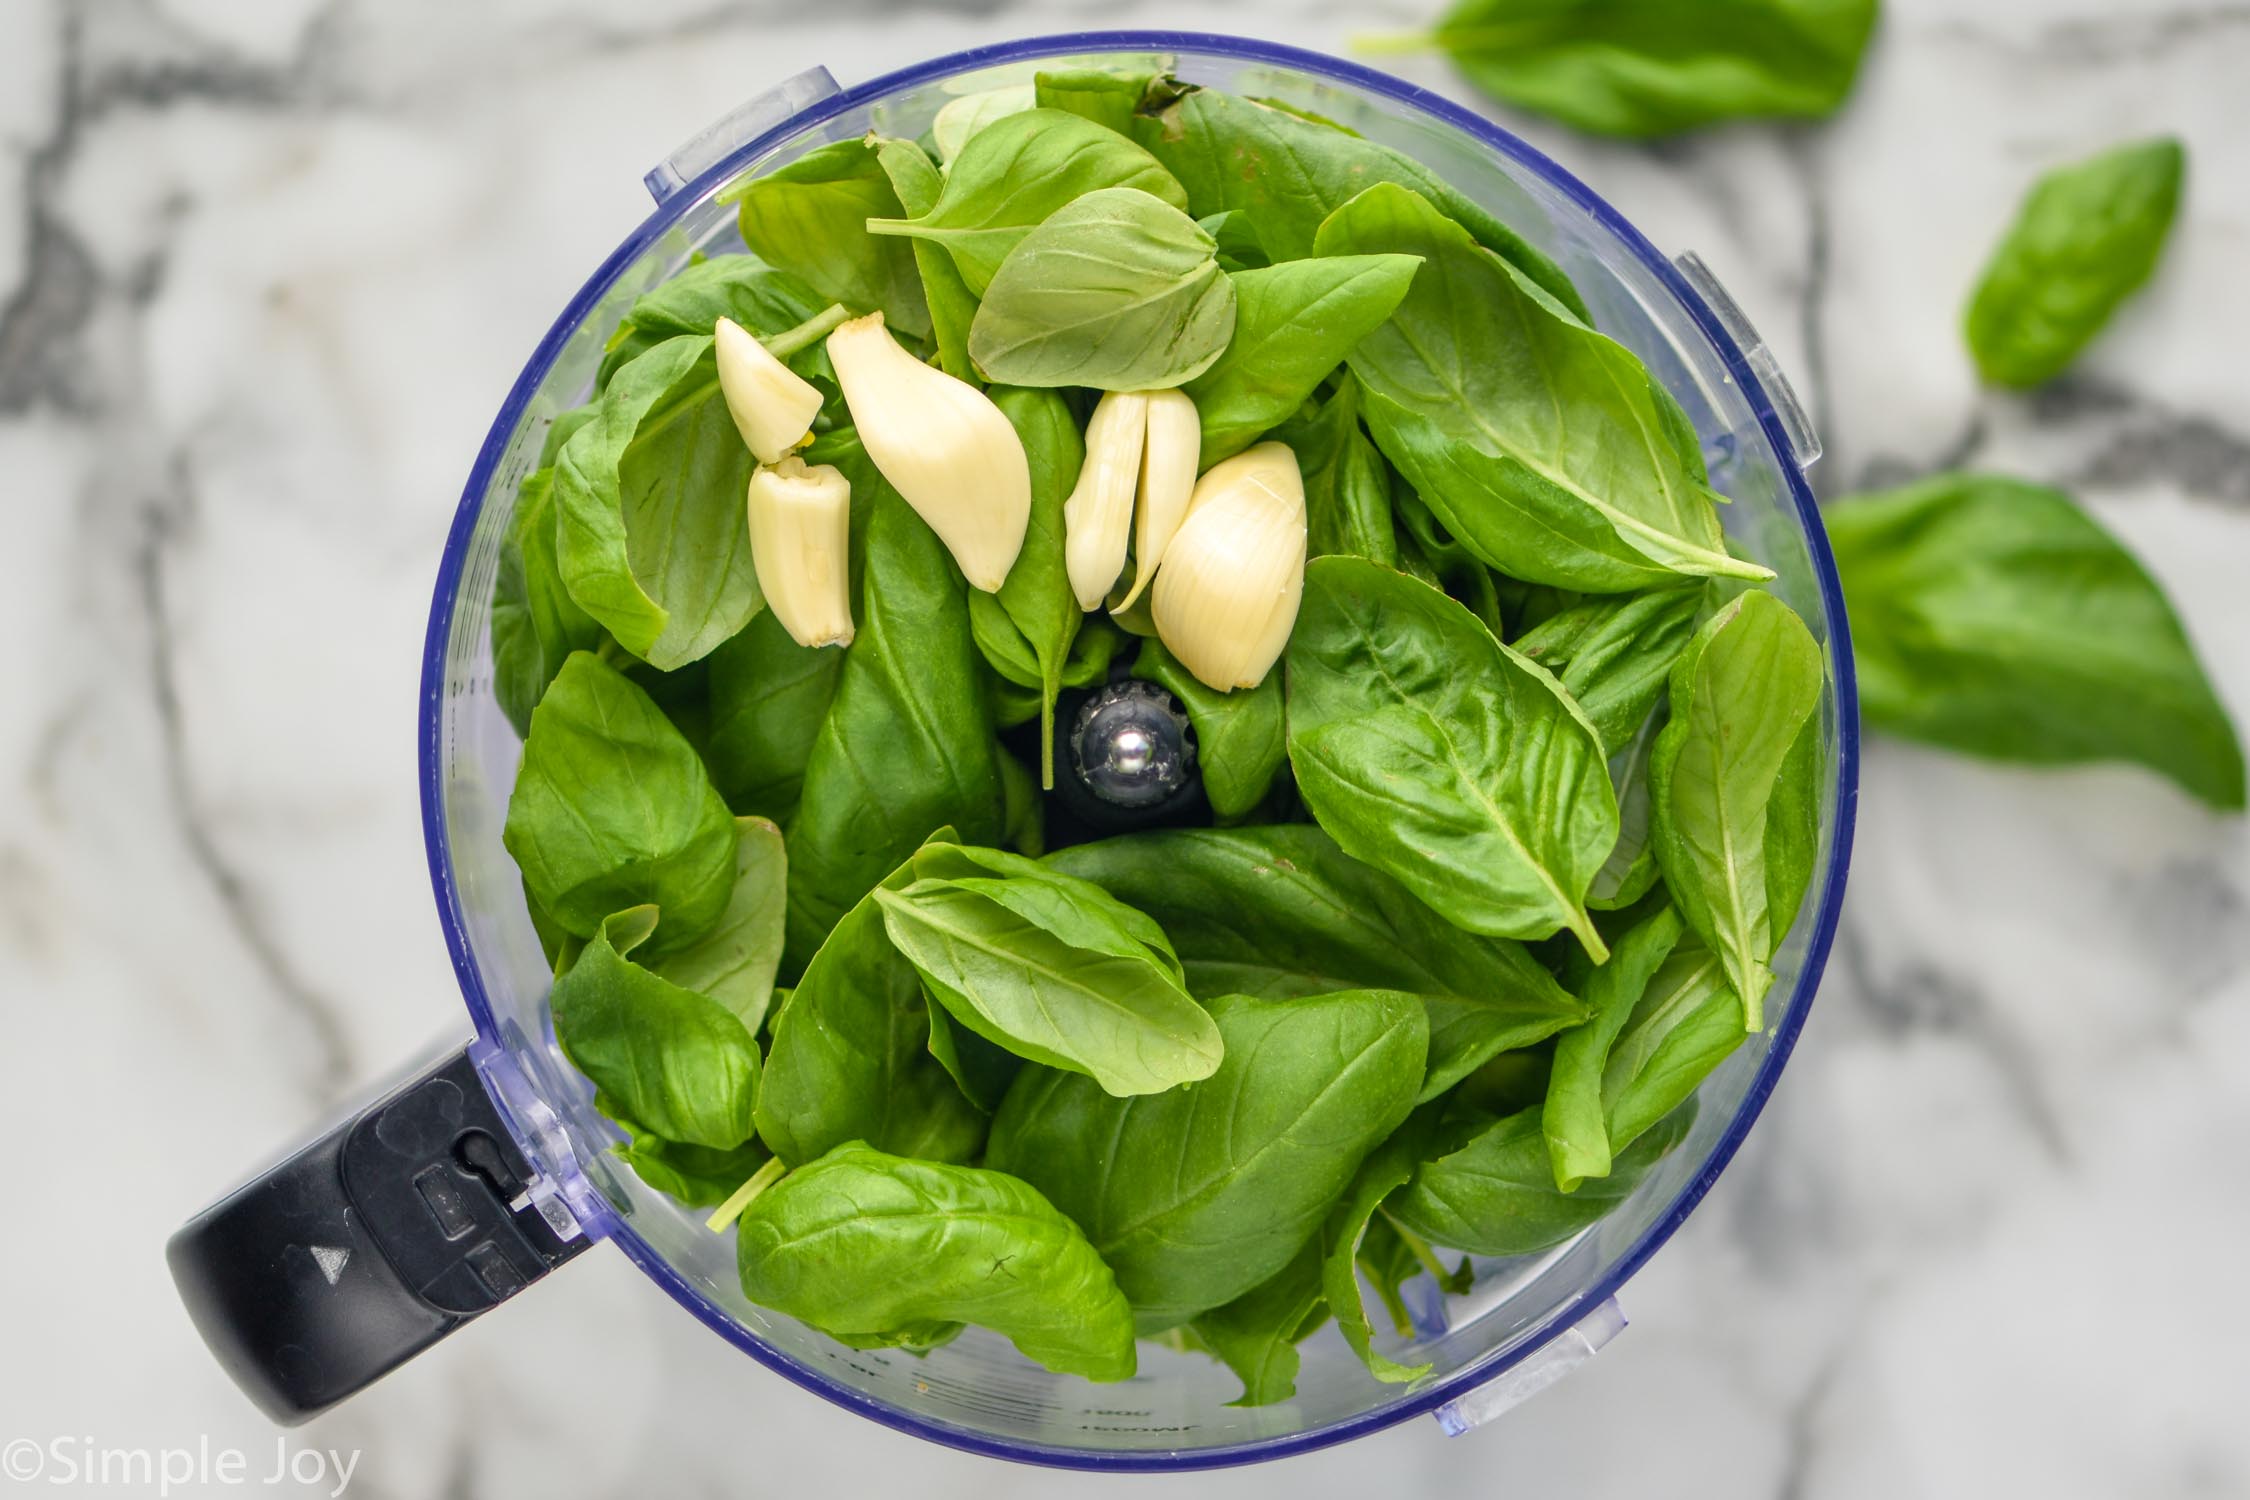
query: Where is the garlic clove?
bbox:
[1151,441,1307,691]
[747,456,855,649]
[826,311,1031,591]
[1063,390,1149,610]
[1113,388,1200,612]
[715,316,824,466]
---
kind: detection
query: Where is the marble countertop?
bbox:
[3,1,2246,1495]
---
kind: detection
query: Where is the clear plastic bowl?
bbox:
[419,30,1859,1471]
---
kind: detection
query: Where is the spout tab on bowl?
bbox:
[1433,1295,1628,1435]
[1673,252,1823,473]
[645,67,843,204]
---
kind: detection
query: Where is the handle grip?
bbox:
[167,1043,592,1424]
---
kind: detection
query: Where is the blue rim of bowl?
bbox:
[419,28,1861,1472]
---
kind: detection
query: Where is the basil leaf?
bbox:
[1046,825,1588,1101]
[906,841,1182,979]
[987,989,1427,1330]
[1287,556,1618,958]
[997,743,1045,857]
[971,387,1085,786]
[611,1124,767,1209]
[1318,183,1769,592]
[868,109,1187,298]
[597,253,834,388]
[1387,1098,1695,1257]
[729,137,930,337]
[1125,81,1588,321]
[929,84,1035,164]
[702,610,845,822]
[552,334,764,669]
[1130,637,1286,821]
[1186,1238,1329,1408]
[1649,589,1825,1030]
[1587,710,1665,910]
[1512,585,1703,752]
[1032,66,1177,137]
[968,188,1237,390]
[1832,473,2241,808]
[502,652,736,948]
[1271,375,1401,565]
[643,817,786,1035]
[874,875,1220,1098]
[783,487,1005,968]
[1319,1102,1448,1383]
[492,466,601,736]
[551,909,759,1151]
[1599,941,1744,1155]
[868,134,980,383]
[1199,209,1273,272]
[1422,0,1878,138]
[1965,138,2185,388]
[1543,904,1684,1191]
[923,994,1022,1114]
[1181,254,1422,465]
[736,1143,1136,1382]
[755,842,985,1167]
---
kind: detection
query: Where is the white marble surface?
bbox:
[4,0,2248,1495]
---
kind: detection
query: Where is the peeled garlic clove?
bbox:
[1063,390,1149,610]
[1151,441,1307,691]
[826,311,1030,592]
[747,456,855,649]
[1113,388,1200,612]
[715,316,824,465]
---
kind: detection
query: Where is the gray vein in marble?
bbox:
[1771,1340,1849,1500]
[1934,4,2250,66]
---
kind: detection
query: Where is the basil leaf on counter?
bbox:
[968,188,1237,390]
[868,109,1188,297]
[869,134,980,382]
[1415,0,1879,138]
[643,817,786,1036]
[702,609,845,823]
[503,651,737,948]
[551,908,760,1151]
[783,487,1005,968]
[492,466,602,735]
[736,1143,1137,1381]
[1543,904,1684,1191]
[1272,374,1401,566]
[728,137,930,337]
[1131,637,1286,821]
[973,387,1086,786]
[1650,589,1825,1031]
[1186,1239,1329,1408]
[1319,184,1768,593]
[987,989,1427,1330]
[1964,137,2185,388]
[1048,825,1588,1101]
[1830,473,2242,808]
[1513,585,1703,753]
[1182,254,1423,465]
[552,334,764,669]
[1287,556,1619,958]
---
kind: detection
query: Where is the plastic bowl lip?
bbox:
[419,28,1860,1472]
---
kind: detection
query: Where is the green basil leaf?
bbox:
[551,909,759,1151]
[874,879,1220,1098]
[1286,556,1618,957]
[1599,941,1743,1155]
[492,466,602,736]
[867,109,1187,297]
[1542,904,1684,1191]
[736,1142,1136,1381]
[987,989,1427,1330]
[1649,589,1825,1030]
[1421,0,1879,138]
[968,188,1237,390]
[729,137,930,337]
[906,841,1182,978]
[783,488,1005,968]
[552,334,764,669]
[1046,825,1588,1102]
[597,253,834,388]
[1126,81,1588,320]
[1587,710,1665,910]
[1131,637,1286,820]
[502,652,737,947]
[1964,137,2185,388]
[973,387,1085,785]
[923,994,1022,1113]
[929,84,1035,164]
[1199,209,1273,272]
[1318,183,1768,592]
[643,817,786,1035]
[1386,1098,1695,1257]
[1182,254,1422,465]
[1033,66,1182,137]
[613,1127,768,1209]
[997,743,1045,857]
[1318,1101,1449,1383]
[868,134,979,382]
[701,610,845,823]
[1512,585,1703,752]
[1270,375,1401,566]
[1829,473,2243,809]
[755,840,985,1167]
[1186,1238,1329,1408]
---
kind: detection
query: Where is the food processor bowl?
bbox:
[171,31,1858,1469]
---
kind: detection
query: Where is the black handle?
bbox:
[168,1043,593,1424]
